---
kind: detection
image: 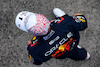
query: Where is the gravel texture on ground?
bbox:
[0,0,100,67]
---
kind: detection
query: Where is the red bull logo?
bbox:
[51,38,75,58]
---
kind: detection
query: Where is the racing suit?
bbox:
[27,14,88,65]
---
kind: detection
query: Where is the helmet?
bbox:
[15,11,50,36]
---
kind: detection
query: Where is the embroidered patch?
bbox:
[32,36,36,40]
[72,16,81,23]
[49,36,60,45]
[72,15,86,23]
[54,17,64,23]
[43,30,55,40]
[67,32,73,38]
[30,36,38,47]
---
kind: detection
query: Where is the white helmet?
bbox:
[15,11,50,36]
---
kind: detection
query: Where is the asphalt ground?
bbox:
[0,0,100,67]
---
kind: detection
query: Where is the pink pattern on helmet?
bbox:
[28,14,50,36]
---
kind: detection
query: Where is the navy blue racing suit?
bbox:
[27,14,88,65]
